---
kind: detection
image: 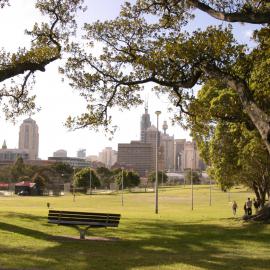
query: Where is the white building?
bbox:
[77,149,86,158]
[98,147,117,168]
[53,149,67,158]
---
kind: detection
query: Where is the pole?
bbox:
[191,150,194,211]
[121,168,124,206]
[155,110,161,214]
[209,177,212,206]
[73,167,76,202]
[89,166,92,195]
[191,165,193,211]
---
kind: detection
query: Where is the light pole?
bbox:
[89,166,92,195]
[121,167,124,206]
[155,110,161,214]
[73,167,76,202]
[209,176,212,206]
[191,151,194,211]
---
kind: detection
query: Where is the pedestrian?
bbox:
[232,201,238,216]
[246,198,252,216]
[253,198,259,214]
[47,202,50,208]
[243,203,247,215]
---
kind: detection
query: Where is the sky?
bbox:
[0,0,259,159]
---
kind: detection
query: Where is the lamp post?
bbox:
[155,110,161,214]
[121,167,124,206]
[89,165,92,195]
[209,176,212,206]
[191,151,194,211]
[73,167,76,202]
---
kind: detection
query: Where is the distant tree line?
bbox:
[0,158,171,194]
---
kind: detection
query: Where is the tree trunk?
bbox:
[216,71,270,155]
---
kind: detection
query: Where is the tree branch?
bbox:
[188,0,270,24]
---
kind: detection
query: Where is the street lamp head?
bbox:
[155,110,161,116]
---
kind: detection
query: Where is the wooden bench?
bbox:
[48,210,121,239]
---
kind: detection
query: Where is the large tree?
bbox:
[74,168,100,193]
[0,0,84,119]
[63,0,270,155]
[187,80,270,205]
[114,170,140,189]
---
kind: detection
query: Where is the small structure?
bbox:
[0,182,9,191]
[15,181,36,195]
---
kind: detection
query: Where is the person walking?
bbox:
[232,201,238,216]
[253,199,259,214]
[243,203,247,215]
[246,198,252,216]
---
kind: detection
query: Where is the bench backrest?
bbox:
[48,210,121,227]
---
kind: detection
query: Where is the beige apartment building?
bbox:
[18,118,39,160]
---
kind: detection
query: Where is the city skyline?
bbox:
[0,0,258,160]
[0,108,191,160]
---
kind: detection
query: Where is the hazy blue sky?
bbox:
[0,0,259,159]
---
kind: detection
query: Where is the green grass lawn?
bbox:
[0,185,269,270]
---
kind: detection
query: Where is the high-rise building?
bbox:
[117,141,153,176]
[140,104,151,143]
[145,125,162,170]
[174,139,186,171]
[161,133,174,171]
[18,117,39,160]
[98,147,117,168]
[77,149,86,158]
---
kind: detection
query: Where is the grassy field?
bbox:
[0,185,269,270]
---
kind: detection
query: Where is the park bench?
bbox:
[48,210,121,239]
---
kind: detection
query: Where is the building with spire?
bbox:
[18,117,39,160]
[0,140,29,161]
[140,102,151,143]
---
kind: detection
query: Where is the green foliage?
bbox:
[114,170,140,189]
[0,0,85,119]
[10,157,25,179]
[148,171,168,184]
[95,166,113,188]
[61,1,270,158]
[184,170,200,184]
[50,162,73,182]
[188,77,270,204]
[74,168,100,192]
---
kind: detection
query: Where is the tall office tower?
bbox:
[145,126,163,170]
[161,133,174,171]
[18,117,39,160]
[118,141,153,176]
[184,141,201,170]
[77,149,86,158]
[174,139,186,172]
[140,103,151,143]
[98,147,118,168]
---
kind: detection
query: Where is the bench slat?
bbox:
[48,214,120,221]
[48,210,121,228]
[48,218,120,224]
[49,210,120,218]
[48,219,119,226]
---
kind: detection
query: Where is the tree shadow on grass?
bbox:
[0,217,269,270]
[2,212,47,222]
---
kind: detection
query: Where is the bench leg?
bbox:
[79,229,86,240]
[75,225,91,240]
